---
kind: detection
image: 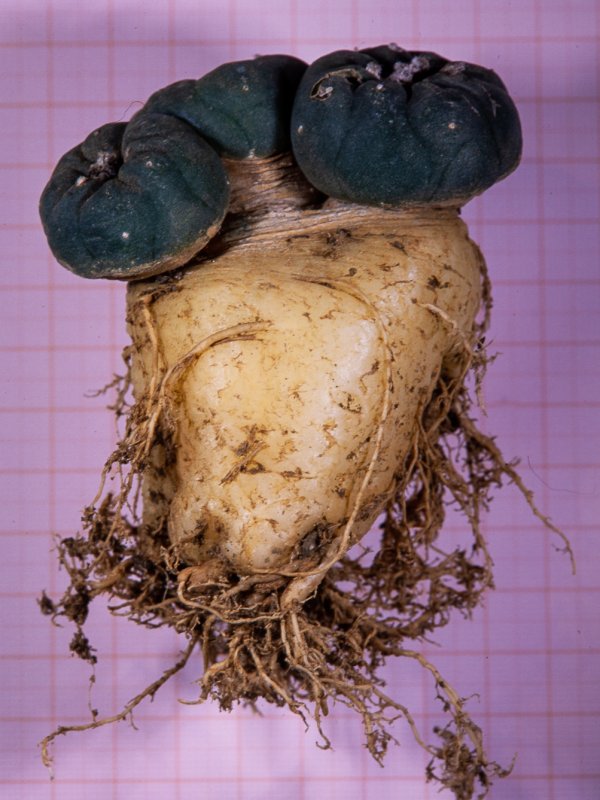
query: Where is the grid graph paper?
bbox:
[1,1,599,798]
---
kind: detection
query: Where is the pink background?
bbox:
[1,1,599,797]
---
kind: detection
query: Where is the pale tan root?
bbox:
[39,212,573,800]
[39,302,572,800]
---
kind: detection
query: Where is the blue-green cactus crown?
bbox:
[40,46,521,281]
[291,45,522,207]
[40,55,307,280]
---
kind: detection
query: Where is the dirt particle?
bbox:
[38,591,55,616]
